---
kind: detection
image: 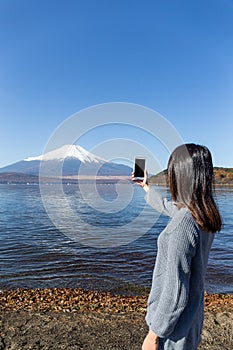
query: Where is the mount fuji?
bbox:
[0,145,132,177]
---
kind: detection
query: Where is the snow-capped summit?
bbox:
[24,144,106,163]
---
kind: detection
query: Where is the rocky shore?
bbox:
[0,288,232,349]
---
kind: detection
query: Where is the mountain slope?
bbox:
[0,145,131,177]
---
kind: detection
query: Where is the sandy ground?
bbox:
[0,288,232,350]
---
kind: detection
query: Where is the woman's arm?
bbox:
[132,171,177,217]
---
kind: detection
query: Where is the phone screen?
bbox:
[134,158,145,178]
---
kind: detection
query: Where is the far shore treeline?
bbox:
[0,167,233,186]
[149,167,233,186]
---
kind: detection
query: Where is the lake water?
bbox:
[0,183,232,294]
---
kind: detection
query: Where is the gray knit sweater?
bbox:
[145,187,214,350]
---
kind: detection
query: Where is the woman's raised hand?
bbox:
[131,170,150,192]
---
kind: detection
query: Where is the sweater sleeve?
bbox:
[145,187,178,217]
[146,214,199,338]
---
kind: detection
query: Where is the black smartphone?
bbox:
[134,157,145,179]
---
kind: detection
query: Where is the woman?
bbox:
[132,144,222,350]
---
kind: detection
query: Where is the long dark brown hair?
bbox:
[167,143,222,233]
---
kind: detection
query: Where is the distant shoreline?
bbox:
[0,172,131,184]
[0,168,233,186]
[149,167,233,187]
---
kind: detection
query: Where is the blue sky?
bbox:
[1,0,233,171]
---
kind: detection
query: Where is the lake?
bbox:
[0,183,232,294]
